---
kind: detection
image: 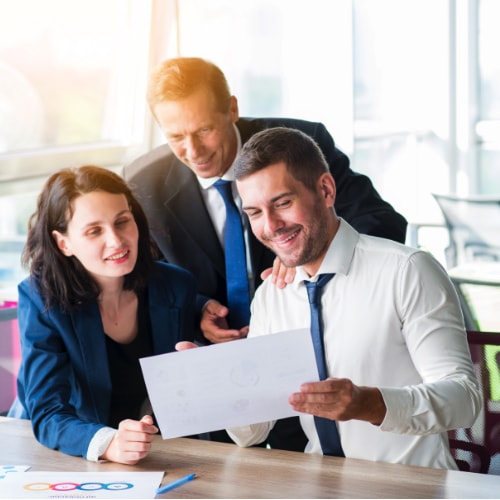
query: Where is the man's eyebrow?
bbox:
[242,192,293,211]
[271,191,294,203]
[242,203,257,212]
[165,122,213,136]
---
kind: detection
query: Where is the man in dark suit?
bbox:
[123,57,407,451]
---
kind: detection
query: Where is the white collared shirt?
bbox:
[228,219,481,469]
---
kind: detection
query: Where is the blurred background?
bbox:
[1,0,500,291]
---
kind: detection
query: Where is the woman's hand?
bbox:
[101,415,158,464]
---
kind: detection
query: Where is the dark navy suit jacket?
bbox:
[10,261,196,458]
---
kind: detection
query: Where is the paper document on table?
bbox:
[140,328,318,439]
[0,471,163,499]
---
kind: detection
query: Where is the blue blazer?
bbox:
[9,261,196,458]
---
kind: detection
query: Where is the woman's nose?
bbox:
[106,228,122,246]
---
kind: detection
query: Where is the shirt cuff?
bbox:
[227,421,274,447]
[379,386,422,433]
[86,427,117,462]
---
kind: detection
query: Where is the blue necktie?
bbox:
[304,273,345,457]
[214,180,251,329]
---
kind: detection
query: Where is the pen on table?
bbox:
[156,473,196,495]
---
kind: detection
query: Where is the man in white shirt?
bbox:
[226,126,482,469]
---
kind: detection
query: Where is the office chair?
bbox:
[448,438,491,474]
[432,193,500,269]
[432,194,500,331]
[448,269,500,331]
[448,330,500,474]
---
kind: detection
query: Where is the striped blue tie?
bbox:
[214,180,251,329]
[304,273,344,457]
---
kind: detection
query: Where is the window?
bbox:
[166,0,498,262]
[1,0,499,289]
[171,0,353,148]
[0,0,154,289]
[0,177,44,291]
[0,0,153,181]
[352,0,450,224]
[477,0,500,194]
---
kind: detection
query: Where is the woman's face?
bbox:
[52,191,139,285]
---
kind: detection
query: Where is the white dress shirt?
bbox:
[228,219,482,469]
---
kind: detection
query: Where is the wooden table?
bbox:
[1,417,499,498]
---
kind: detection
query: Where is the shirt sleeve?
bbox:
[86,427,117,462]
[227,421,275,448]
[379,251,482,434]
[16,280,107,458]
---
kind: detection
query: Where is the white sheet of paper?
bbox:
[0,471,163,499]
[140,328,319,439]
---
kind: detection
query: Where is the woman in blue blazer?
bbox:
[8,166,197,464]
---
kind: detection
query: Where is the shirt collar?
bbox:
[197,124,242,190]
[294,218,359,285]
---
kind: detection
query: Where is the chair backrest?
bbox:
[467,330,500,403]
[448,438,491,473]
[432,193,500,268]
[449,330,500,474]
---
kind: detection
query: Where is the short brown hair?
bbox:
[147,57,232,116]
[234,127,329,192]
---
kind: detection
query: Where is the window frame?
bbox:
[0,0,162,183]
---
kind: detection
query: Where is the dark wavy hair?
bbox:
[23,165,159,311]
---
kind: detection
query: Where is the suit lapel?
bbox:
[160,159,226,276]
[147,279,180,354]
[70,303,111,422]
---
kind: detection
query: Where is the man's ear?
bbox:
[318,173,336,208]
[52,230,73,257]
[229,95,239,123]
